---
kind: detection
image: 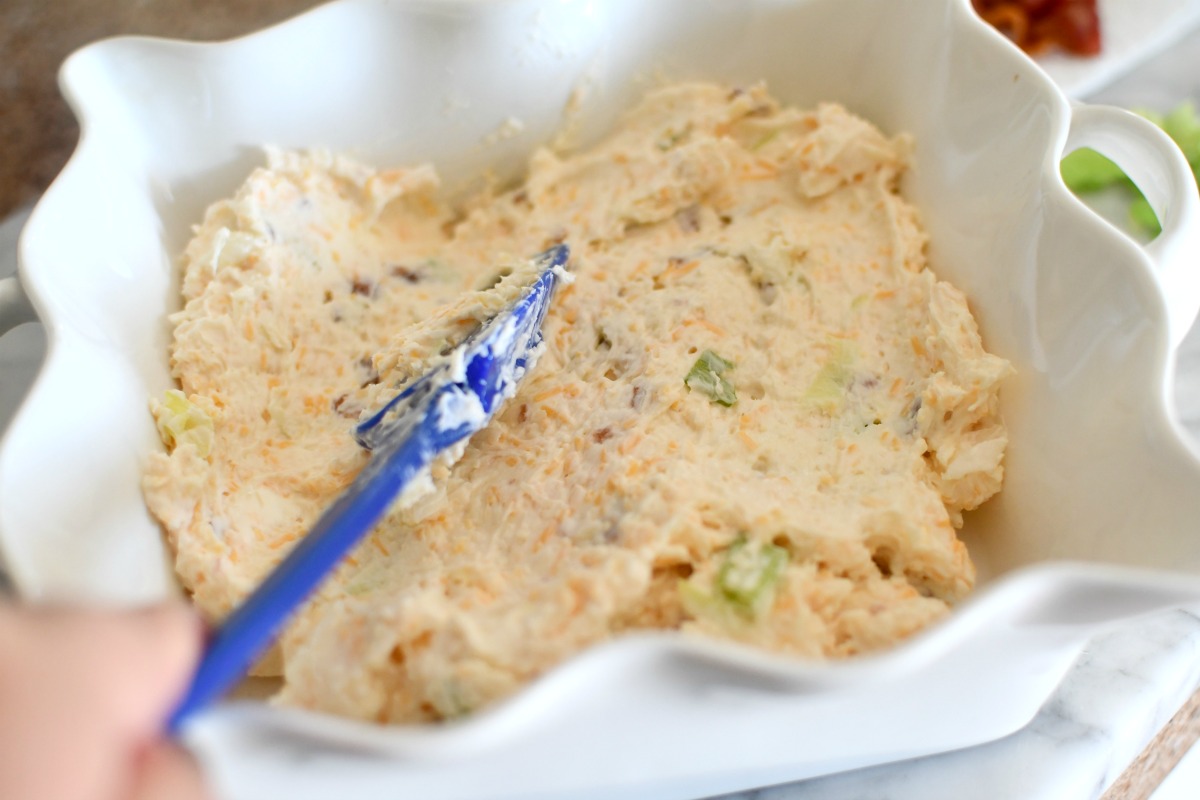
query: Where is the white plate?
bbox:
[2,1,1200,798]
[1041,0,1200,98]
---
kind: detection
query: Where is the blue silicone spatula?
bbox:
[168,244,568,731]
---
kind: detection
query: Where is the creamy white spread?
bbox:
[145,83,1011,723]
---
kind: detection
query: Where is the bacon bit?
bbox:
[518,403,529,423]
[973,0,1101,56]
[676,205,702,233]
[351,278,375,297]
[403,630,432,652]
[592,427,614,444]
[391,265,422,283]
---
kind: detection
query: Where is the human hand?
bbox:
[0,602,210,800]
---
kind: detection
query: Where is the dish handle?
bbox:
[1066,104,1200,349]
[0,275,37,336]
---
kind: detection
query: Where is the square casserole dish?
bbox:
[3,0,1200,797]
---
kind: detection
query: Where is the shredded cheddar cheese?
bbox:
[144,82,1011,723]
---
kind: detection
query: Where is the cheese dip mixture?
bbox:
[144,83,1011,723]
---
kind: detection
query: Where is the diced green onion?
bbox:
[656,123,693,151]
[685,350,737,406]
[716,535,788,612]
[679,536,790,626]
[751,129,781,151]
[154,389,214,457]
[804,341,855,413]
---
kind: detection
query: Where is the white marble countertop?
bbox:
[3,21,1200,800]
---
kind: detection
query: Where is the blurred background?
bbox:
[0,0,322,219]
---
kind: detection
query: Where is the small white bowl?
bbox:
[3,1,1200,797]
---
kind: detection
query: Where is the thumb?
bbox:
[19,603,203,735]
[0,602,205,800]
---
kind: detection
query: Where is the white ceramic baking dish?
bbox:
[3,0,1200,798]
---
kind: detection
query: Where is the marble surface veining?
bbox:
[722,610,1200,799]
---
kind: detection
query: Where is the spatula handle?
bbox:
[167,426,431,732]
